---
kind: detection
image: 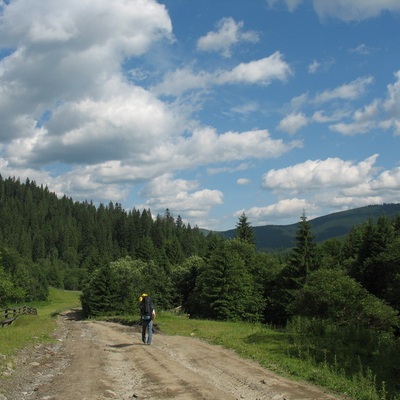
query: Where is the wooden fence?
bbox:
[1,305,37,327]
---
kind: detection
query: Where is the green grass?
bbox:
[0,288,81,368]
[155,312,399,400]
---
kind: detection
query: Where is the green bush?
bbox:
[293,269,399,331]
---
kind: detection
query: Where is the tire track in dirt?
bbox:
[1,311,345,400]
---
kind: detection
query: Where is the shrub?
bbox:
[293,269,399,331]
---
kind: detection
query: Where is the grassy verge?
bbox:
[0,288,81,368]
[154,312,398,400]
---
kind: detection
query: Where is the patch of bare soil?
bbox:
[0,309,344,400]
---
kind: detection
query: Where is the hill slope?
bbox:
[219,203,400,251]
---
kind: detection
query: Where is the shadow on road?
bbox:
[61,308,85,321]
[107,343,135,349]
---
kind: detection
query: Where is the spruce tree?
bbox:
[288,211,318,282]
[272,212,317,324]
[235,212,255,245]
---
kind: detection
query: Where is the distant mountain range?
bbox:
[215,203,400,251]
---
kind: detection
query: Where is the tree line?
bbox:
[0,175,209,305]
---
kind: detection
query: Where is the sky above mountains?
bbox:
[0,0,399,231]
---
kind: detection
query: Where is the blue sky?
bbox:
[0,0,399,231]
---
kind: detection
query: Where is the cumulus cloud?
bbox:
[197,17,259,58]
[240,153,400,226]
[262,155,379,192]
[372,167,400,190]
[5,83,184,166]
[140,173,224,220]
[217,52,292,85]
[176,127,302,165]
[237,197,316,225]
[0,0,173,141]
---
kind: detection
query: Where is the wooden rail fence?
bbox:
[1,306,37,327]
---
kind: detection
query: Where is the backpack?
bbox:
[140,296,153,319]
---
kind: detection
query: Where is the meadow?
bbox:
[0,288,81,368]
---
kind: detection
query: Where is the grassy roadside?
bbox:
[0,288,81,368]
[155,312,395,400]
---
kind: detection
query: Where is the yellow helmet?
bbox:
[139,293,148,301]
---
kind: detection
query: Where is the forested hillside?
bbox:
[0,175,209,305]
[1,175,400,396]
[220,203,400,251]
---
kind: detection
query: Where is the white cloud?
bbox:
[267,0,304,13]
[313,0,400,22]
[308,60,320,74]
[152,67,212,96]
[217,52,292,85]
[291,72,400,137]
[262,155,379,192]
[231,102,259,115]
[7,125,302,200]
[349,44,371,55]
[244,154,400,226]
[329,100,380,135]
[329,121,369,136]
[154,52,293,96]
[140,173,224,220]
[0,0,173,143]
[312,109,350,123]
[237,178,251,185]
[269,0,400,21]
[207,163,251,175]
[177,127,302,165]
[290,93,309,110]
[238,198,316,225]
[307,58,335,74]
[5,83,184,166]
[313,76,373,104]
[197,17,259,58]
[371,167,400,190]
[277,112,308,135]
[383,71,400,117]
[393,120,400,136]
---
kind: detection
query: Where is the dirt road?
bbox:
[1,309,343,400]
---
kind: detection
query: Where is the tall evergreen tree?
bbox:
[288,211,318,282]
[81,264,118,317]
[235,212,255,245]
[270,212,318,324]
[192,239,262,321]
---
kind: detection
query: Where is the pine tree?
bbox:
[288,211,318,282]
[271,212,318,324]
[192,239,262,321]
[235,212,255,245]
